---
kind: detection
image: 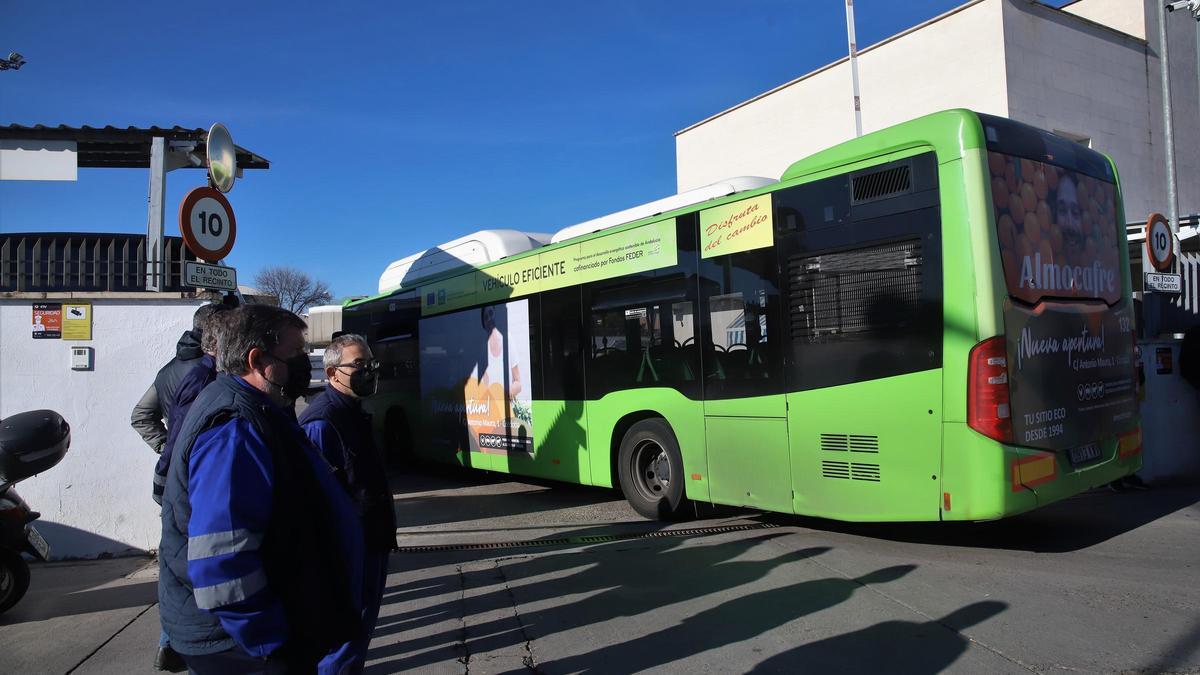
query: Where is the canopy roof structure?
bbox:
[0,124,269,170]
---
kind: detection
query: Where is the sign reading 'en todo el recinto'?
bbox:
[700,194,774,259]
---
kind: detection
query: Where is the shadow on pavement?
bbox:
[763,484,1200,553]
[366,533,830,672]
[0,557,157,625]
[747,600,1008,673]
[539,564,922,673]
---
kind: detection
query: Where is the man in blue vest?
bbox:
[299,334,397,673]
[159,305,365,673]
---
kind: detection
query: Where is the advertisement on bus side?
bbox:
[419,299,534,456]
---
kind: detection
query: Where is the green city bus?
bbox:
[344,109,1141,522]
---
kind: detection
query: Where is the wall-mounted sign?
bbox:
[1156,347,1173,375]
[1146,212,1174,272]
[32,303,62,339]
[184,261,238,291]
[1145,272,1182,294]
[179,186,237,262]
[700,194,774,259]
[62,302,92,340]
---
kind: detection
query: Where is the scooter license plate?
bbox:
[26,526,50,560]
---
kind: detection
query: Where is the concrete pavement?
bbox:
[1,468,1197,674]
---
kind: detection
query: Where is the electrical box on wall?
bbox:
[70,346,93,371]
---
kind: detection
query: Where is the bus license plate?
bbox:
[26,526,50,560]
[1068,442,1101,466]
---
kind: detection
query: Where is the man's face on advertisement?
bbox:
[1056,174,1083,251]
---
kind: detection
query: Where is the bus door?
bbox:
[698,245,791,512]
[773,155,945,521]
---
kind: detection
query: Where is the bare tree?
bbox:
[253,266,333,314]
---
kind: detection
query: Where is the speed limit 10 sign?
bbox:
[1145,212,1174,272]
[180,187,237,262]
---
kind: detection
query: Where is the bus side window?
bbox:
[585,277,697,398]
[540,287,585,401]
[698,247,783,399]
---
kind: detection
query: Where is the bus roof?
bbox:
[550,176,776,244]
[347,109,1018,310]
[377,229,552,294]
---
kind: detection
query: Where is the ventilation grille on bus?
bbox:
[820,433,880,453]
[788,239,922,341]
[821,460,882,482]
[851,164,912,204]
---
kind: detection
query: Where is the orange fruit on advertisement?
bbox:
[1017,233,1034,261]
[988,152,1006,177]
[1046,167,1060,191]
[1009,194,1025,225]
[1033,170,1048,200]
[1020,158,1036,179]
[1039,239,1054,266]
[1036,201,1052,231]
[1050,225,1063,252]
[1025,217,1042,245]
[992,177,1008,208]
[1020,183,1037,212]
[1005,162,1018,194]
[998,214,1016,250]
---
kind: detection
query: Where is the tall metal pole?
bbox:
[845,0,863,137]
[1156,0,1179,256]
[146,137,166,292]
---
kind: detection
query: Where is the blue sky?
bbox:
[0,1,1067,300]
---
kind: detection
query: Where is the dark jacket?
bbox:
[159,374,364,662]
[152,354,217,504]
[299,386,398,553]
[130,330,204,453]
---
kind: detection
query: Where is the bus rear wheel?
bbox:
[618,419,689,520]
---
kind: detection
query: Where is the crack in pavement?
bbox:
[491,558,539,673]
[456,564,470,674]
[63,602,156,675]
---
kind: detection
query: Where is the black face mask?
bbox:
[263,353,312,401]
[347,368,379,398]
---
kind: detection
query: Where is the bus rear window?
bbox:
[988,151,1121,305]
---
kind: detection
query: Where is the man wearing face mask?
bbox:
[299,334,398,674]
[158,305,365,673]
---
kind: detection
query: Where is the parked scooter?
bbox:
[0,410,70,614]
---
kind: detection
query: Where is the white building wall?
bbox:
[676,0,1008,192]
[0,297,203,558]
[1002,0,1200,224]
[675,0,1199,226]
[1062,0,1147,39]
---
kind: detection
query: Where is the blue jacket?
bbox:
[153,354,216,504]
[300,386,398,553]
[159,373,364,661]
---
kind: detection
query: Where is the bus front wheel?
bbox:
[618,419,689,520]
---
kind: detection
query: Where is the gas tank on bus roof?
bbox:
[550,176,776,244]
[378,229,553,294]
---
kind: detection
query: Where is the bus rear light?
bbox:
[968,336,1013,444]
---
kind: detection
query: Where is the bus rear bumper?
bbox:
[941,424,1142,521]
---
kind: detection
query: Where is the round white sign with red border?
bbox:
[1145,212,1174,272]
[180,187,237,262]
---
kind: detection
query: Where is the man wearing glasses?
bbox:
[300,334,398,673]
